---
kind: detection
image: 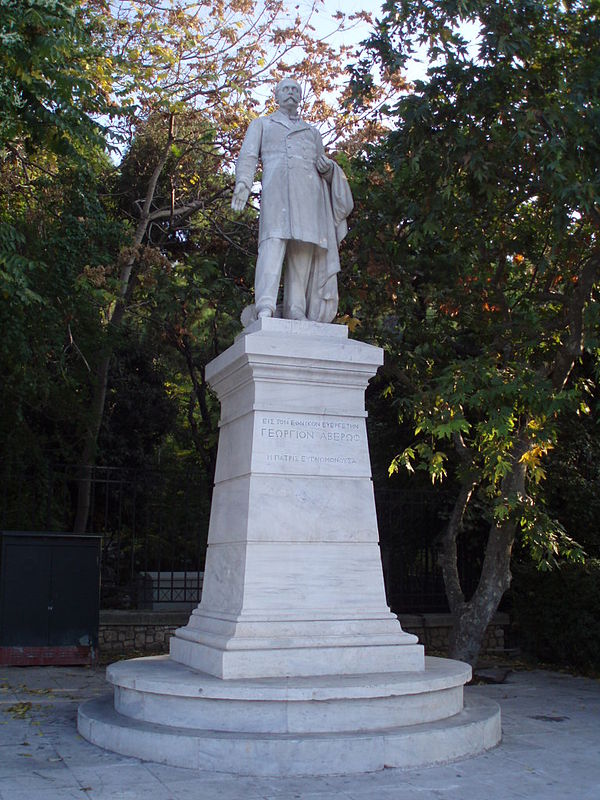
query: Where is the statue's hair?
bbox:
[274,77,302,98]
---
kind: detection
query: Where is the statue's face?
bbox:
[275,79,302,113]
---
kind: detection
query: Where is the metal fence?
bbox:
[0,461,210,609]
[1,461,481,613]
[376,488,482,613]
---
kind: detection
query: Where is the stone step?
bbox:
[107,655,471,733]
[78,693,501,776]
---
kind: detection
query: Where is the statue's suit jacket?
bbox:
[234,109,330,247]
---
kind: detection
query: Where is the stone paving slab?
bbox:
[1,664,599,799]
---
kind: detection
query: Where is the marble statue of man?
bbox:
[231,77,353,324]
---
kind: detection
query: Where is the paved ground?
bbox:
[0,662,599,800]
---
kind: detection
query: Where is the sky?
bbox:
[290,0,448,86]
[311,0,384,42]
[299,0,480,83]
[304,0,387,62]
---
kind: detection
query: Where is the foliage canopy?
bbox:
[345,0,600,661]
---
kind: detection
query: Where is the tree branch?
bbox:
[551,252,600,390]
[439,480,475,613]
[437,431,478,613]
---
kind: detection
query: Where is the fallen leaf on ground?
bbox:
[4,702,33,719]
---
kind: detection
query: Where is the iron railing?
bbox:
[0,461,210,609]
[376,487,482,613]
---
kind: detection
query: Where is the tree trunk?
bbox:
[180,336,217,498]
[73,300,127,533]
[72,353,111,533]
[443,435,528,665]
[448,516,517,664]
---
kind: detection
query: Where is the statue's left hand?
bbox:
[316,155,334,175]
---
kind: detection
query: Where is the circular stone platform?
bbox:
[78,655,501,776]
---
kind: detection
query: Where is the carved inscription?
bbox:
[258,415,363,467]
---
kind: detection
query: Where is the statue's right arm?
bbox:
[232,118,263,212]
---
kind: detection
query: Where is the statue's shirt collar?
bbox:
[269,109,310,131]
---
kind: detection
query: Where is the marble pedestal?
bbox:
[171,318,422,678]
[78,319,500,774]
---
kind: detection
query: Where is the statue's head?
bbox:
[274,78,302,113]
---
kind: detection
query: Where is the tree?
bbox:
[0,158,126,472]
[346,0,599,664]
[0,0,119,305]
[0,0,122,475]
[0,0,112,159]
[0,0,130,479]
[71,0,399,532]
